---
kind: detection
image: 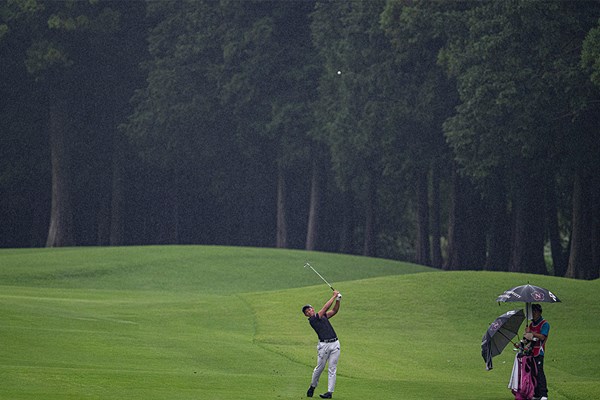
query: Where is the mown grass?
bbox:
[0,246,598,399]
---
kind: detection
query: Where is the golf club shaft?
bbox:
[304,263,335,291]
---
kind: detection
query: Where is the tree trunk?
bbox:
[546,180,566,276]
[430,162,443,268]
[305,157,321,251]
[486,175,511,271]
[30,183,49,247]
[96,192,111,245]
[444,168,460,270]
[338,190,354,254]
[167,176,179,244]
[154,171,179,244]
[415,168,431,266]
[444,167,486,270]
[593,173,600,279]
[565,172,598,279]
[276,166,288,248]
[45,95,75,247]
[109,133,126,246]
[363,173,377,257]
[509,174,547,274]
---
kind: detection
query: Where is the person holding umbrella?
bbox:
[524,304,550,400]
[495,284,559,399]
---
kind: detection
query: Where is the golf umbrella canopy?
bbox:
[482,309,525,370]
[495,284,561,304]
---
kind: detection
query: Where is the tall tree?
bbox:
[305,153,324,250]
[0,16,49,247]
[125,0,227,244]
[441,0,600,273]
[577,16,600,279]
[444,166,487,270]
[381,0,462,266]
[221,0,318,248]
[0,0,139,247]
[312,0,397,256]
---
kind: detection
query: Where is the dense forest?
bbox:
[1,0,599,279]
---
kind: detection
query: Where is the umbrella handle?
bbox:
[525,303,532,322]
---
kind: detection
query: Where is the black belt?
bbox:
[320,337,338,343]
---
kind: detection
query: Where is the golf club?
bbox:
[304,262,335,291]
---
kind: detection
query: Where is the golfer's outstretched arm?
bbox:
[318,290,339,317]
[327,295,340,319]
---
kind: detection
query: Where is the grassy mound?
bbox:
[0,246,598,399]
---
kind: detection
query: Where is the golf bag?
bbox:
[511,354,537,400]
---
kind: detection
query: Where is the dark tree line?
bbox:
[1,0,599,279]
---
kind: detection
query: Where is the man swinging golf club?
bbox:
[302,289,342,399]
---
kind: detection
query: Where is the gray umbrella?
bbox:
[481,309,525,370]
[496,284,561,320]
[496,284,561,303]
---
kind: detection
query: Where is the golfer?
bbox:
[302,290,341,399]
[524,303,550,400]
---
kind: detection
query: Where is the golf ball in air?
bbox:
[337,70,341,75]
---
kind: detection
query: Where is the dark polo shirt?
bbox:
[308,314,338,342]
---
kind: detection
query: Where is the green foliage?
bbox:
[312,0,393,191]
[127,0,317,173]
[47,13,89,30]
[2,0,600,267]
[440,0,600,185]
[24,39,71,74]
[124,0,225,171]
[2,0,124,77]
[220,0,317,168]
[1,0,44,19]
[381,0,458,172]
[582,18,600,87]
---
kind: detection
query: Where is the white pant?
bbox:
[311,340,340,393]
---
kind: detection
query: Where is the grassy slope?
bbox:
[251,272,600,399]
[0,246,598,399]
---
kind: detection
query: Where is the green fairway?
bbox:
[0,246,598,399]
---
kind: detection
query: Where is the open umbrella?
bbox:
[496,284,561,321]
[482,309,525,370]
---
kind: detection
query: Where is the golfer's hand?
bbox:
[333,290,340,298]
